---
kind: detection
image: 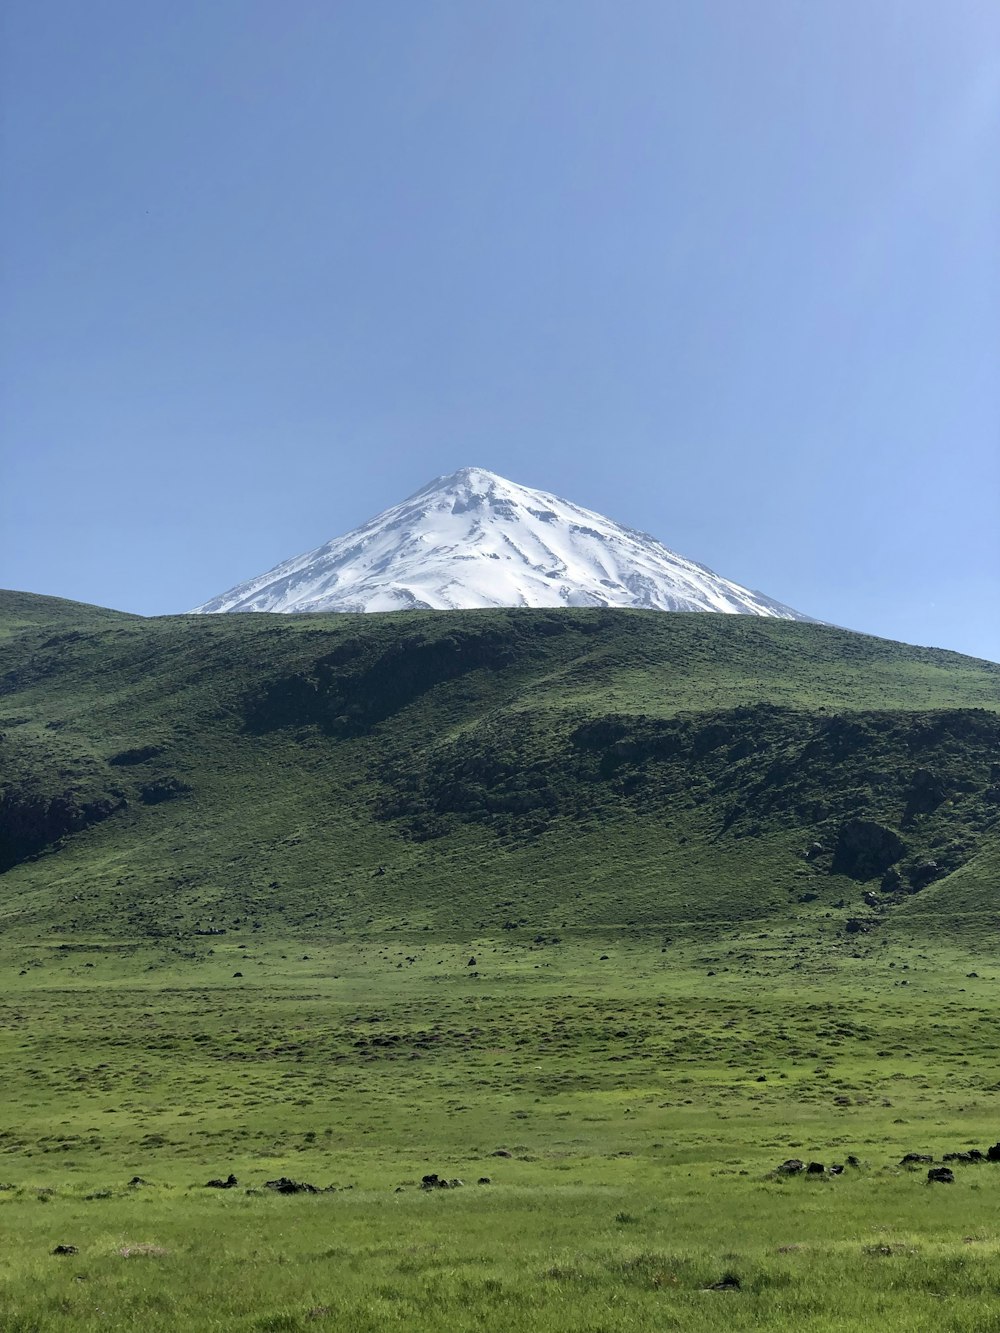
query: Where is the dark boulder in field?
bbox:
[708,1273,741,1291]
[899,1154,933,1167]
[52,1244,78,1255]
[420,1173,463,1190]
[829,1164,845,1175]
[928,1167,955,1184]
[807,1162,826,1174]
[205,1174,238,1189]
[986,1143,1000,1162]
[777,1159,805,1174]
[264,1177,318,1194]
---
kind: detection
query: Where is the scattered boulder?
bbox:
[264,1177,318,1195]
[52,1245,78,1256]
[806,1162,825,1174]
[928,1167,955,1184]
[420,1173,463,1190]
[986,1143,1000,1162]
[829,1164,845,1176]
[108,744,164,766]
[477,1176,491,1185]
[205,1174,238,1189]
[139,776,191,805]
[777,1159,805,1174]
[899,1154,933,1167]
[846,1155,862,1169]
[832,819,906,881]
[128,1176,149,1187]
[909,861,941,890]
[708,1273,741,1291]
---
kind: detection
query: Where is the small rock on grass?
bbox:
[420,1174,463,1190]
[928,1167,955,1184]
[52,1245,78,1256]
[777,1159,805,1174]
[264,1177,319,1195]
[707,1273,741,1291]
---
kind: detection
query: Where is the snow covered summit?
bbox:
[193,467,809,619]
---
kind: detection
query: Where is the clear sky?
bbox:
[2,1,998,660]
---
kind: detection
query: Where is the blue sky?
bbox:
[2,1,998,660]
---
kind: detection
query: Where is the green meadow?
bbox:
[1,593,998,1329]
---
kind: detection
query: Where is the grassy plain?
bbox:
[1,595,999,1328]
[2,928,1000,1331]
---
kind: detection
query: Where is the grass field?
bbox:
[1,594,998,1328]
[1,929,1000,1331]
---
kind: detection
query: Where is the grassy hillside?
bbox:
[2,593,1000,1331]
[0,593,997,946]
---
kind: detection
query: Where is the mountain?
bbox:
[1,591,998,949]
[193,467,810,618]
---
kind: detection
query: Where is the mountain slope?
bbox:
[194,467,810,617]
[1,593,997,950]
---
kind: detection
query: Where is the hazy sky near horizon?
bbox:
[2,1,998,660]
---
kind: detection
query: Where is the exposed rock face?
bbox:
[0,790,123,872]
[831,819,906,881]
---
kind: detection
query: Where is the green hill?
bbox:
[3,591,1000,1333]
[1,592,997,947]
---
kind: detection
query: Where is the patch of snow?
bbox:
[192,467,811,621]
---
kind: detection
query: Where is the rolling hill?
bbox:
[1,590,997,950]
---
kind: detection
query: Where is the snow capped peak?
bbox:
[192,469,810,621]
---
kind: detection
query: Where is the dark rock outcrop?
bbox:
[832,819,906,881]
[264,1177,318,1194]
